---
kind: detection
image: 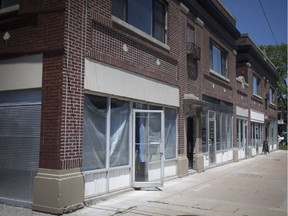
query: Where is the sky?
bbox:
[219,0,287,46]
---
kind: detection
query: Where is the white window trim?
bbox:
[112,15,170,51]
[0,4,19,15]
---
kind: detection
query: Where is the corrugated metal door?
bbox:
[0,89,41,207]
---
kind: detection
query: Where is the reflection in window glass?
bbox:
[201,111,208,153]
[210,42,227,77]
[128,0,152,35]
[253,76,260,95]
[165,108,177,159]
[112,0,167,43]
[153,0,166,42]
[82,95,107,170]
[269,88,275,104]
[110,99,130,167]
[222,113,227,150]
[251,122,263,147]
[216,112,221,151]
[202,110,232,153]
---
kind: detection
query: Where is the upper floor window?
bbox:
[253,75,261,96]
[112,0,167,43]
[210,42,227,77]
[187,26,195,43]
[0,0,19,9]
[269,87,275,104]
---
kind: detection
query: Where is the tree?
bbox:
[259,43,287,133]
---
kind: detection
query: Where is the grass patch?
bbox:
[279,145,288,150]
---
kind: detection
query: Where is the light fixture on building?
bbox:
[3,32,10,42]
[122,44,128,52]
[156,58,161,66]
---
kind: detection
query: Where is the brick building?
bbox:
[235,34,278,159]
[0,0,278,214]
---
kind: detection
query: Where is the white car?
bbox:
[278,133,287,146]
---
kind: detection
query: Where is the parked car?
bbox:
[278,132,287,146]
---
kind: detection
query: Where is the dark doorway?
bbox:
[187,117,195,169]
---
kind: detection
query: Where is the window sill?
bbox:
[0,5,19,15]
[209,69,230,83]
[269,103,276,109]
[111,15,170,51]
[253,94,262,100]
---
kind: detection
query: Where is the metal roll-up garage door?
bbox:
[0,89,41,207]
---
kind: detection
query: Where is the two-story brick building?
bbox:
[178,0,240,172]
[235,34,278,160]
[0,0,278,214]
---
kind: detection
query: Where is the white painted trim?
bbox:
[0,54,43,91]
[85,59,179,107]
[180,3,189,14]
[250,110,264,123]
[236,106,249,117]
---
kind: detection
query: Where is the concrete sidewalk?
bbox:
[1,151,287,216]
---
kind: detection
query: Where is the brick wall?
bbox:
[1,0,277,171]
[0,1,65,59]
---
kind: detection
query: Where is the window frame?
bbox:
[253,75,261,96]
[209,41,228,78]
[269,87,275,105]
[112,0,168,44]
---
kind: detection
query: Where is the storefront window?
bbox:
[268,119,277,144]
[110,99,130,167]
[164,108,177,159]
[83,95,130,171]
[83,95,108,170]
[227,114,233,149]
[216,112,221,151]
[251,122,263,147]
[83,95,177,171]
[237,119,248,149]
[201,111,208,153]
[222,113,228,150]
[202,110,232,153]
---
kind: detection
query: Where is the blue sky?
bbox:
[220,0,287,45]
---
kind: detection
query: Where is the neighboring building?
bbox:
[176,0,240,172]
[235,34,278,158]
[0,0,278,214]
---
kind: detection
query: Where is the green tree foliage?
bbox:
[259,44,287,115]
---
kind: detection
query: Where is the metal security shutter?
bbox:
[0,89,41,207]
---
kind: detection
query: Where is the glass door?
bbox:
[133,110,164,188]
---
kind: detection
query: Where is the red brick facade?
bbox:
[0,0,278,212]
[0,0,278,169]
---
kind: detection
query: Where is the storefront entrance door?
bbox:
[133,110,164,188]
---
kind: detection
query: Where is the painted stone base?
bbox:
[247,146,253,158]
[33,168,84,215]
[177,156,189,177]
[233,148,239,162]
[194,154,204,172]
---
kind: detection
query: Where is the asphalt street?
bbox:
[0,150,287,216]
